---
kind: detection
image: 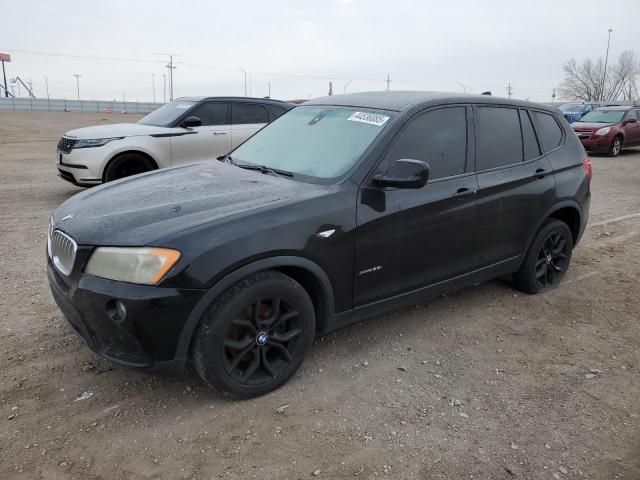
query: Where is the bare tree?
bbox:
[558,50,639,101]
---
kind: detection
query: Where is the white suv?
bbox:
[55,97,293,186]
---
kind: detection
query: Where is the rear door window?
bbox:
[189,102,229,126]
[232,103,269,124]
[626,110,638,120]
[385,106,468,180]
[520,110,541,160]
[475,107,523,170]
[533,111,564,152]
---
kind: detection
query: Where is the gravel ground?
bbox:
[1,111,639,480]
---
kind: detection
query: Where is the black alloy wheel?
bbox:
[222,297,304,386]
[534,230,570,289]
[193,270,315,399]
[513,219,574,294]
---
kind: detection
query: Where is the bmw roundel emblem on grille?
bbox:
[256,331,268,345]
[61,213,75,222]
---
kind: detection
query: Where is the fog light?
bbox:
[106,299,127,323]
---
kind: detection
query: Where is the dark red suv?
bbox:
[572,106,640,156]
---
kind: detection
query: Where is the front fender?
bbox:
[173,255,335,361]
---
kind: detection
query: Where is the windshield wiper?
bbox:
[220,155,293,177]
[236,163,293,177]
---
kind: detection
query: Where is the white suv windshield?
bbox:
[230,106,394,180]
[137,101,197,127]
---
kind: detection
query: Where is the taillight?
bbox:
[582,156,592,182]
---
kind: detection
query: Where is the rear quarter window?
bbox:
[533,111,564,153]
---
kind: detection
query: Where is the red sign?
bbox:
[0,53,11,62]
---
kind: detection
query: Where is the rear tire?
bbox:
[192,270,316,399]
[608,136,623,157]
[103,153,155,182]
[513,219,573,294]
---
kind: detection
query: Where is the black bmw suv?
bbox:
[47,91,591,398]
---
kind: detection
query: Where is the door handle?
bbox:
[452,187,477,199]
[213,132,228,135]
[534,168,547,179]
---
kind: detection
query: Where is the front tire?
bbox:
[608,136,623,157]
[192,270,315,399]
[513,219,573,294]
[103,153,155,182]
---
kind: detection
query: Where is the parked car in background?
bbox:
[572,106,640,156]
[55,97,293,186]
[47,91,591,398]
[559,101,601,123]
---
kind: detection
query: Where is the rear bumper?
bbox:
[47,258,205,376]
[576,192,590,246]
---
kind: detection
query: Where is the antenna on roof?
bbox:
[481,91,492,96]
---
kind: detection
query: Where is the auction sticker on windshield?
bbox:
[347,111,390,127]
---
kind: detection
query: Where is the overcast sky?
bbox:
[1,0,637,103]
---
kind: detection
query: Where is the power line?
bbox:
[4,48,555,98]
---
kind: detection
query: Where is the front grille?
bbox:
[574,129,593,141]
[57,137,78,153]
[50,230,77,276]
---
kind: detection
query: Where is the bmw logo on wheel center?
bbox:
[256,331,269,345]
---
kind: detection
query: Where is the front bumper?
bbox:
[47,256,205,375]
[576,134,612,153]
[55,149,105,186]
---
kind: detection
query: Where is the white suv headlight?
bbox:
[85,247,181,285]
[74,137,123,148]
[594,127,611,136]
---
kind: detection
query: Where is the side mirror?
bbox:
[181,116,202,128]
[373,159,429,189]
[625,118,637,124]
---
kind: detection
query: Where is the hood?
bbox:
[572,121,616,131]
[52,161,327,245]
[64,123,169,139]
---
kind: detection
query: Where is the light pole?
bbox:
[44,75,50,99]
[238,67,247,96]
[162,74,166,103]
[601,28,613,101]
[267,82,271,98]
[343,81,352,94]
[152,74,156,103]
[73,74,81,100]
[456,82,468,93]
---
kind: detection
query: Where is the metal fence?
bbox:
[0,97,164,113]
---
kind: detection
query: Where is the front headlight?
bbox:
[74,137,123,149]
[594,127,611,136]
[85,247,181,285]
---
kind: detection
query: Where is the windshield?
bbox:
[230,106,394,181]
[137,100,196,127]
[559,103,584,112]
[578,110,625,123]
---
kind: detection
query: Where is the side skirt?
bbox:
[328,255,521,333]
